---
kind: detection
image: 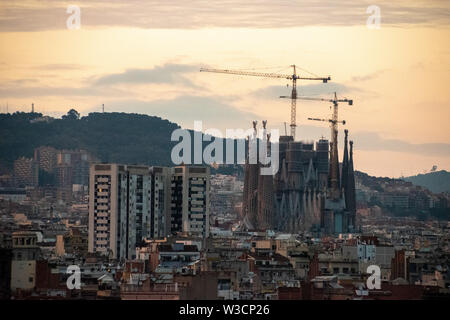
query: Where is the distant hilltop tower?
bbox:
[31,103,34,113]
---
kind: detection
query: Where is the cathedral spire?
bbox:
[347,140,356,230]
[341,129,349,195]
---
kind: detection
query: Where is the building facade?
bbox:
[11,232,40,292]
[242,122,356,235]
[34,146,57,173]
[88,164,210,260]
[13,157,38,187]
[170,166,210,238]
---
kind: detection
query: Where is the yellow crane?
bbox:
[280,91,352,131]
[281,92,353,198]
[200,65,331,139]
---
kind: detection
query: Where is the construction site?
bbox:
[201,66,357,235]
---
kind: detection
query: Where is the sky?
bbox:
[0,0,449,178]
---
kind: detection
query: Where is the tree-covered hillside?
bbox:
[0,111,180,171]
[0,111,245,176]
[403,170,450,194]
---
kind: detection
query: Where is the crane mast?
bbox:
[200,65,330,140]
[281,92,353,199]
[291,65,297,139]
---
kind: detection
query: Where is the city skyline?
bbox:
[2,0,450,305]
[1,1,449,176]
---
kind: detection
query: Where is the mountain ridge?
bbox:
[2,111,449,190]
[403,170,450,194]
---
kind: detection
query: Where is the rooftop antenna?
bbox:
[32,103,34,113]
[102,104,105,113]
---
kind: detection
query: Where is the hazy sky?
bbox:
[0,0,449,177]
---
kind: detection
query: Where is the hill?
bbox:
[403,170,450,194]
[0,111,179,171]
[0,110,244,176]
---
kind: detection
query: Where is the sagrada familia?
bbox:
[242,121,356,235]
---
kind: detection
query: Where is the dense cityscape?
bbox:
[0,113,449,300]
[1,1,449,313]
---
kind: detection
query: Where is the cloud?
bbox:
[0,63,199,98]
[10,78,39,85]
[276,123,450,157]
[93,64,198,87]
[0,0,449,32]
[351,70,387,82]
[34,64,87,71]
[0,84,127,98]
[352,131,450,157]
[253,82,357,100]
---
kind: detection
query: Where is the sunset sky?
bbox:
[0,0,449,177]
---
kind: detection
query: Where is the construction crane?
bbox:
[280,92,352,138]
[279,91,352,146]
[281,92,353,199]
[200,65,331,139]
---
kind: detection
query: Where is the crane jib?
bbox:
[199,65,332,140]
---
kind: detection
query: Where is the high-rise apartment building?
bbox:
[34,146,57,173]
[170,166,210,238]
[89,164,155,260]
[89,164,120,259]
[151,166,171,239]
[88,164,210,260]
[13,157,38,187]
[56,149,96,188]
[117,165,153,259]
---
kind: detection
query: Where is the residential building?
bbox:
[170,165,210,238]
[88,164,210,260]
